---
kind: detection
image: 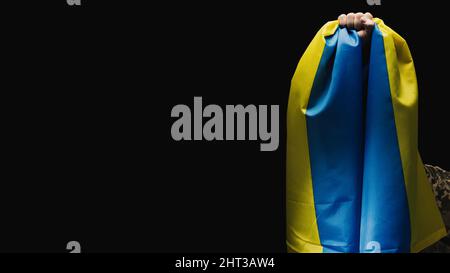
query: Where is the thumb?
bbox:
[360,16,375,32]
[358,17,375,41]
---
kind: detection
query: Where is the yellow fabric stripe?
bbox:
[376,18,447,252]
[286,21,338,253]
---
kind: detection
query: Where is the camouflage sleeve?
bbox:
[421,165,450,253]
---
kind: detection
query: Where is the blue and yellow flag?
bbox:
[286,19,447,253]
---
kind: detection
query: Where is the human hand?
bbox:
[338,12,375,41]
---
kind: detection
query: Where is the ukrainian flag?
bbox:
[286,19,447,253]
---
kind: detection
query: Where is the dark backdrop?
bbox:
[2,0,448,252]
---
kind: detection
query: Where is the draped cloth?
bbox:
[286,19,447,253]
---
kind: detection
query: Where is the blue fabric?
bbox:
[306,28,364,253]
[306,26,411,252]
[359,25,411,253]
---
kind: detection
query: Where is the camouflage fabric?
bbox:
[421,165,450,253]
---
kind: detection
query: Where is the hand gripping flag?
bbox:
[286,19,447,253]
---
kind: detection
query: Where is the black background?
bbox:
[2,0,449,252]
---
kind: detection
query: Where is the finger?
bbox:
[361,16,375,32]
[364,12,373,20]
[346,13,355,29]
[338,14,347,28]
[358,30,369,41]
[354,12,364,30]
